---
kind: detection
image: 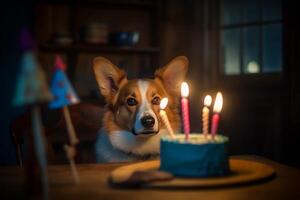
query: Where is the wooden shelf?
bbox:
[39,44,160,54]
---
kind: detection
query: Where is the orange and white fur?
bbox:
[93,56,188,162]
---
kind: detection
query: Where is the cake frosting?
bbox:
[160,133,229,177]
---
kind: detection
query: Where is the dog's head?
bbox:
[93,56,188,155]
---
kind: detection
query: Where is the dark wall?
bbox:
[282,0,300,166]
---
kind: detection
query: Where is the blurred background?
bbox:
[0,0,299,167]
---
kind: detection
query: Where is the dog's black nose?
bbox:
[141,115,155,128]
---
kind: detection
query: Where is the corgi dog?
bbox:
[93,56,188,162]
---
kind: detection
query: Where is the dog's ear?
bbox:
[93,57,127,101]
[155,56,189,95]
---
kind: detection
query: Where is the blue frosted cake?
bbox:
[160,134,229,177]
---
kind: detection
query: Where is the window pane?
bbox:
[244,0,260,23]
[262,0,282,21]
[222,29,241,75]
[262,24,282,72]
[243,26,260,73]
[221,0,242,25]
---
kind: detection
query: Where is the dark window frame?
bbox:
[213,0,284,89]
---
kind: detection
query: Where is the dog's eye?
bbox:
[127,97,138,106]
[152,97,161,105]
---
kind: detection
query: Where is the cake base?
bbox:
[160,134,229,177]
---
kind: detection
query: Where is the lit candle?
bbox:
[202,95,212,138]
[181,82,190,140]
[159,98,175,139]
[211,92,223,139]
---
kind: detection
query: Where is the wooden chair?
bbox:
[10,102,105,166]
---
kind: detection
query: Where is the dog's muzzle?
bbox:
[141,115,155,128]
[133,110,159,136]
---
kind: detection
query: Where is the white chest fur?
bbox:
[95,129,168,163]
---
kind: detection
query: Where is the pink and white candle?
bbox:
[211,92,223,139]
[202,95,212,138]
[181,82,190,140]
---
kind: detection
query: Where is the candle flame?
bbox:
[181,82,189,97]
[160,97,168,110]
[204,95,212,106]
[213,92,223,113]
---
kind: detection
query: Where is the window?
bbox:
[220,0,282,75]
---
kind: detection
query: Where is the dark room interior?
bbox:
[0,0,300,199]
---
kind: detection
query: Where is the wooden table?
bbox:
[1,155,299,200]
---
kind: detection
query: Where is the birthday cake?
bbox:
[160,134,229,177]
